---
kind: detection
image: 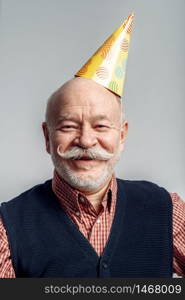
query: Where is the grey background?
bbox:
[1,0,184,202]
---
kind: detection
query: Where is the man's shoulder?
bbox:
[116,178,172,204]
[117,178,166,189]
[0,179,52,209]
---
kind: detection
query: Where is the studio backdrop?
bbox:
[1,0,184,202]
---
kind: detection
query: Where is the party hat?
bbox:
[75,14,134,97]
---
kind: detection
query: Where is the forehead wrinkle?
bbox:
[55,103,121,124]
[57,113,75,120]
[57,114,80,124]
[56,103,103,108]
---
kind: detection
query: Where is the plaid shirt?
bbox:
[0,171,184,277]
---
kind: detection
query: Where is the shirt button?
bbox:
[75,211,80,216]
[96,219,101,224]
[102,262,108,269]
[79,196,85,203]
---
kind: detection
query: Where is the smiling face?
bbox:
[43,77,128,192]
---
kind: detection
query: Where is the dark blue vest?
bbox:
[0,179,173,277]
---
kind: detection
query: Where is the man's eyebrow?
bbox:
[57,114,79,122]
[91,115,111,122]
[56,114,111,123]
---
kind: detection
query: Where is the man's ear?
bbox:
[42,122,51,154]
[120,120,128,151]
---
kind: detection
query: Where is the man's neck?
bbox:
[54,170,113,213]
[79,177,112,213]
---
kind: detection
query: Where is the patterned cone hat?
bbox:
[75,14,134,97]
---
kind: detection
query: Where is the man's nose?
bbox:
[74,126,97,149]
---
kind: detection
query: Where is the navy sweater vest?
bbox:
[0,179,173,278]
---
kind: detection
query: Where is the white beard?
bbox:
[51,150,121,192]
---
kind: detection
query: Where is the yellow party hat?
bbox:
[75,14,134,97]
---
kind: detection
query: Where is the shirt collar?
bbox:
[52,169,117,216]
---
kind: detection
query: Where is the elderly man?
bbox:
[0,15,184,278]
[0,76,185,278]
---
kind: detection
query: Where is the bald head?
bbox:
[45,77,124,127]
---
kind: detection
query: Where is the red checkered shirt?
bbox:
[0,171,185,277]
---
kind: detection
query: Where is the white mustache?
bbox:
[57,146,114,161]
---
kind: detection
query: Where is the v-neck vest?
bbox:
[0,179,173,277]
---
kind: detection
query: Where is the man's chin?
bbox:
[60,162,108,180]
[56,166,112,192]
[60,171,105,185]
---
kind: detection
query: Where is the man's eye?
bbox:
[60,125,77,130]
[95,124,109,130]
